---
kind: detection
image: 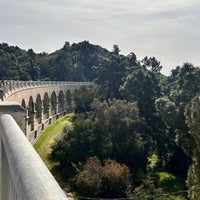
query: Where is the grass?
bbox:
[148,153,187,194]
[156,171,187,193]
[34,113,74,187]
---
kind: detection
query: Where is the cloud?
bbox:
[0,0,200,74]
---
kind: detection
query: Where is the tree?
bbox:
[51,99,147,176]
[141,56,162,73]
[91,99,147,170]
[185,95,200,200]
[51,116,96,175]
[165,63,200,156]
[73,86,97,113]
[73,156,103,197]
[73,156,131,198]
[27,49,40,80]
[120,68,160,121]
[94,45,127,99]
[112,44,120,55]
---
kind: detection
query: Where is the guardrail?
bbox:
[0,114,67,200]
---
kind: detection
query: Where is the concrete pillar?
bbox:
[40,103,44,124]
[25,108,29,137]
[48,102,51,119]
[63,97,67,114]
[55,97,58,115]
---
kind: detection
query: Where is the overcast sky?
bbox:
[1,0,200,75]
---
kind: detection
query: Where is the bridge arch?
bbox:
[21,99,26,109]
[36,94,42,124]
[66,90,72,112]
[58,90,65,113]
[51,91,57,115]
[43,93,49,119]
[0,80,94,142]
[28,96,34,131]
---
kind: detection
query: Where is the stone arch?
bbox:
[51,91,57,115]
[66,90,72,112]
[58,90,64,113]
[21,99,26,109]
[43,93,49,119]
[28,96,34,131]
[36,94,42,124]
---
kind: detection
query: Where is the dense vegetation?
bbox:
[1,41,200,199]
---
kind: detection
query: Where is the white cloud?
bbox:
[0,0,200,74]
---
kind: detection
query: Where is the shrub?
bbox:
[73,156,131,198]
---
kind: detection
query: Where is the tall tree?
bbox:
[120,68,160,121]
[141,56,162,73]
[185,95,200,200]
[94,50,126,99]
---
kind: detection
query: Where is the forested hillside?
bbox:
[1,41,200,199]
[0,41,112,81]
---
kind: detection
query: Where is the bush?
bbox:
[101,159,131,198]
[73,156,103,197]
[73,156,131,198]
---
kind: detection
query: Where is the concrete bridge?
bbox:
[0,80,93,143]
[0,80,93,200]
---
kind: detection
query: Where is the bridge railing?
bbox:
[0,114,67,200]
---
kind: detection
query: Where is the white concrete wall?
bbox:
[0,114,67,200]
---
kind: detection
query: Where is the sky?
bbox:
[1,0,200,75]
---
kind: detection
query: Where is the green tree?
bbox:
[94,46,127,99]
[185,95,200,200]
[27,49,40,80]
[51,116,95,175]
[165,63,200,156]
[73,86,97,113]
[141,56,162,73]
[51,99,147,176]
[91,99,147,170]
[120,68,160,121]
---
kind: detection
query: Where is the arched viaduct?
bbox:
[0,80,93,142]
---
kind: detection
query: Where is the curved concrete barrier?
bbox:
[0,114,67,200]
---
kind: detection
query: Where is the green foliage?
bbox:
[147,153,160,170]
[94,50,127,99]
[73,86,98,113]
[120,68,160,120]
[133,177,186,200]
[0,41,112,81]
[51,116,96,174]
[51,99,147,177]
[141,56,162,73]
[156,171,186,193]
[91,99,147,170]
[185,94,200,199]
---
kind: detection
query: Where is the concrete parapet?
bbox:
[1,80,93,100]
[0,114,67,200]
[0,102,26,133]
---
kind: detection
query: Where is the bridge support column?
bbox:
[48,103,52,124]
[63,97,67,115]
[55,99,58,115]
[40,105,44,124]
[25,108,29,137]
